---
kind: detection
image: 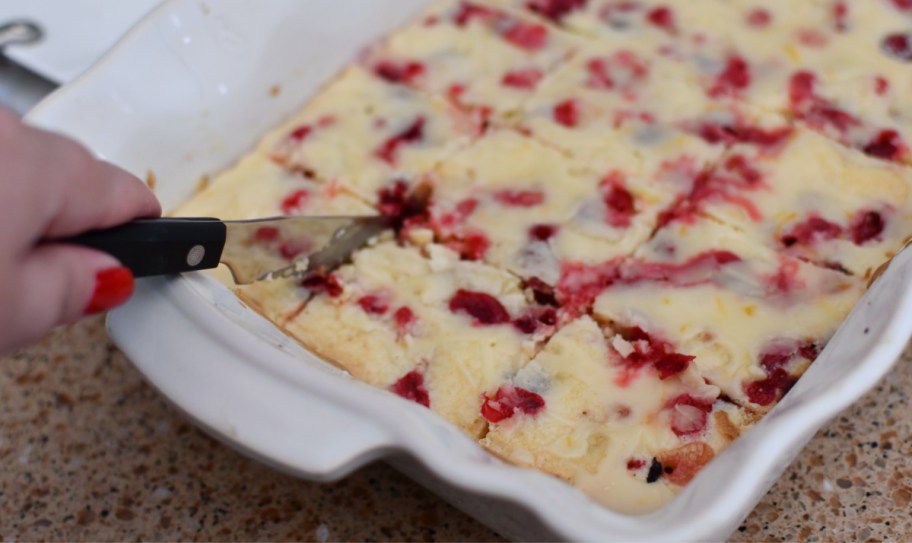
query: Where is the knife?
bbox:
[57,216,391,285]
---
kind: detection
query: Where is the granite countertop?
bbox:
[0,316,910,542]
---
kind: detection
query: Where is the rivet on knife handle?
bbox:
[57,218,227,278]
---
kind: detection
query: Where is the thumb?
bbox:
[6,244,134,349]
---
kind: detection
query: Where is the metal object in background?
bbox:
[0,20,42,48]
[0,20,56,115]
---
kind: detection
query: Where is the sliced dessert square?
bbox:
[264,66,483,203]
[419,129,683,287]
[676,128,912,277]
[591,216,864,411]
[285,240,559,438]
[361,0,579,119]
[692,0,912,164]
[480,315,753,514]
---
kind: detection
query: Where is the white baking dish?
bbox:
[25,1,912,540]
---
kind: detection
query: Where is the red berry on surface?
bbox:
[709,56,751,98]
[281,189,311,215]
[252,226,280,242]
[746,8,771,27]
[646,6,675,34]
[357,294,389,315]
[375,117,426,165]
[449,289,511,325]
[525,0,586,22]
[882,33,912,62]
[391,370,431,407]
[529,224,558,241]
[504,22,549,50]
[863,130,907,162]
[494,189,546,207]
[373,60,425,85]
[502,67,545,89]
[553,99,580,127]
[850,210,885,245]
[481,385,546,423]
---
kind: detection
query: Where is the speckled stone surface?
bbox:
[1,316,911,542]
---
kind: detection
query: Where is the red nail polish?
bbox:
[84,267,135,315]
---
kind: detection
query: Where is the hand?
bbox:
[0,108,161,354]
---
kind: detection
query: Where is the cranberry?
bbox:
[586,58,615,90]
[614,326,694,380]
[377,181,409,217]
[512,308,557,334]
[725,154,763,184]
[863,130,907,161]
[744,367,793,406]
[447,83,467,104]
[875,77,890,96]
[666,394,713,437]
[654,353,694,379]
[893,0,912,10]
[435,198,479,229]
[746,8,771,27]
[393,306,416,334]
[524,277,559,307]
[449,289,511,325]
[882,33,912,62]
[375,117,426,165]
[646,6,675,34]
[301,272,343,298]
[789,72,859,133]
[529,224,558,241]
[357,294,389,315]
[281,189,311,216]
[456,198,479,218]
[604,183,636,227]
[288,125,313,142]
[833,1,848,32]
[446,231,490,261]
[278,241,309,260]
[627,458,646,470]
[391,370,430,407]
[373,60,425,85]
[789,71,816,105]
[797,29,828,48]
[744,340,818,406]
[798,343,820,361]
[504,22,549,51]
[759,346,794,371]
[553,99,579,127]
[557,260,620,315]
[709,56,750,98]
[689,120,792,148]
[851,210,885,245]
[494,189,545,207]
[524,0,586,22]
[252,226,280,242]
[780,215,843,247]
[481,385,546,423]
[502,67,544,89]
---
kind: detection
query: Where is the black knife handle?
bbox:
[57,218,227,278]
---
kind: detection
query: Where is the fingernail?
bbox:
[84,267,135,315]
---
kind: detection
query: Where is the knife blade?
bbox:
[57,215,391,285]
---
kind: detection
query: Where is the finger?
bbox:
[0,244,134,352]
[0,111,161,243]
